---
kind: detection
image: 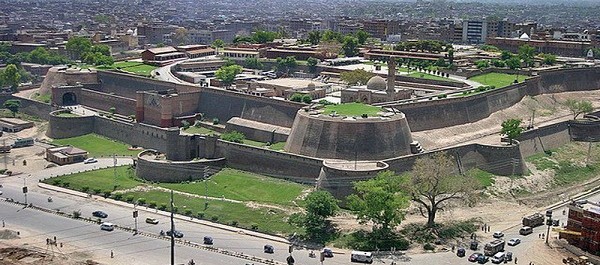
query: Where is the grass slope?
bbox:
[51,133,140,157]
[42,166,140,192]
[323,103,382,117]
[468,73,527,88]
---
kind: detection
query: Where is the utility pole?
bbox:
[170,190,175,265]
[133,204,138,235]
[22,176,27,205]
[204,166,209,210]
[113,154,117,190]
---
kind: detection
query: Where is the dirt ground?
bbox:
[0,229,101,265]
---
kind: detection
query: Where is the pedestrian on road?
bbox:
[538,233,541,238]
[111,250,114,258]
[515,257,517,263]
[2,220,5,227]
[53,236,56,242]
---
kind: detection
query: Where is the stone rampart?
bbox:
[569,120,600,142]
[80,89,136,115]
[95,71,177,99]
[215,140,323,183]
[136,150,226,183]
[46,110,95,139]
[0,95,53,120]
[518,122,571,157]
[197,87,303,128]
[225,117,290,143]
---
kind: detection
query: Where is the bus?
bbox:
[12,138,34,148]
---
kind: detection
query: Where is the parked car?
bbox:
[469,253,483,262]
[491,252,505,264]
[457,247,466,257]
[322,248,334,258]
[92,211,108,218]
[84,158,98,164]
[203,236,213,244]
[166,230,184,238]
[507,238,521,246]
[470,241,479,250]
[505,252,513,261]
[100,222,114,231]
[145,217,159,224]
[492,231,504,238]
[264,244,274,254]
[477,255,490,264]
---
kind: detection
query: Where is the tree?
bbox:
[347,171,409,236]
[447,48,454,65]
[307,31,322,45]
[172,28,190,45]
[475,60,490,70]
[404,152,477,227]
[518,44,536,67]
[90,44,111,56]
[500,50,514,61]
[500,119,524,144]
[275,56,297,73]
[355,30,370,45]
[435,58,448,67]
[541,53,557,65]
[342,36,359,57]
[564,99,593,119]
[244,57,263,70]
[211,39,225,54]
[491,59,506,68]
[215,65,243,88]
[3,99,20,117]
[290,190,339,242]
[1,64,21,91]
[307,57,319,73]
[505,57,521,71]
[321,30,344,43]
[66,37,92,60]
[221,131,245,143]
[289,93,303,102]
[233,35,253,44]
[251,31,277,44]
[301,94,312,104]
[340,69,375,86]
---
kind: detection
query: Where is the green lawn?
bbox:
[323,103,382,117]
[96,61,157,77]
[242,139,268,148]
[468,73,527,88]
[407,72,450,81]
[158,168,308,205]
[268,142,286,151]
[51,133,141,157]
[56,112,80,117]
[32,92,51,103]
[121,190,299,235]
[42,166,141,193]
[183,126,220,135]
[466,168,496,187]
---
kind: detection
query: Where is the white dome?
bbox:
[366,76,387,91]
[519,33,530,40]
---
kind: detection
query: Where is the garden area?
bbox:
[407,72,450,81]
[468,72,527,88]
[41,166,310,235]
[322,102,382,117]
[51,133,141,157]
[96,61,157,77]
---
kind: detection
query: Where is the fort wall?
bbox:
[80,89,137,115]
[136,150,226,183]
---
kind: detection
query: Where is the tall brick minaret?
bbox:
[386,57,396,97]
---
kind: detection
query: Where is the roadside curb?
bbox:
[37,182,292,246]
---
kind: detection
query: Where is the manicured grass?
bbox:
[158,168,308,205]
[183,126,220,135]
[56,112,80,117]
[468,73,527,88]
[42,166,141,193]
[242,139,268,148]
[323,103,382,117]
[407,72,450,81]
[466,168,496,187]
[51,133,141,157]
[268,142,286,151]
[121,190,300,235]
[96,61,157,77]
[32,92,51,103]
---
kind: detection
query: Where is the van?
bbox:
[100,222,114,231]
[350,251,373,264]
[491,252,505,264]
[519,226,533,235]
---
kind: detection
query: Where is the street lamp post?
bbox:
[545,209,553,245]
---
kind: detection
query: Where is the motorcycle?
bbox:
[309,251,316,258]
[48,197,53,202]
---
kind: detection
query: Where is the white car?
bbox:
[493,231,504,238]
[84,158,98,164]
[507,238,521,246]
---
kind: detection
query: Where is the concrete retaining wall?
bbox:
[136,150,226,183]
[46,110,95,139]
[0,95,53,120]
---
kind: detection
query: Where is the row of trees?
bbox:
[394,40,449,54]
[293,152,478,243]
[0,42,71,66]
[477,44,556,70]
[65,37,114,66]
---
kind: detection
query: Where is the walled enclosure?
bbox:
[136,150,226,182]
[285,109,414,160]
